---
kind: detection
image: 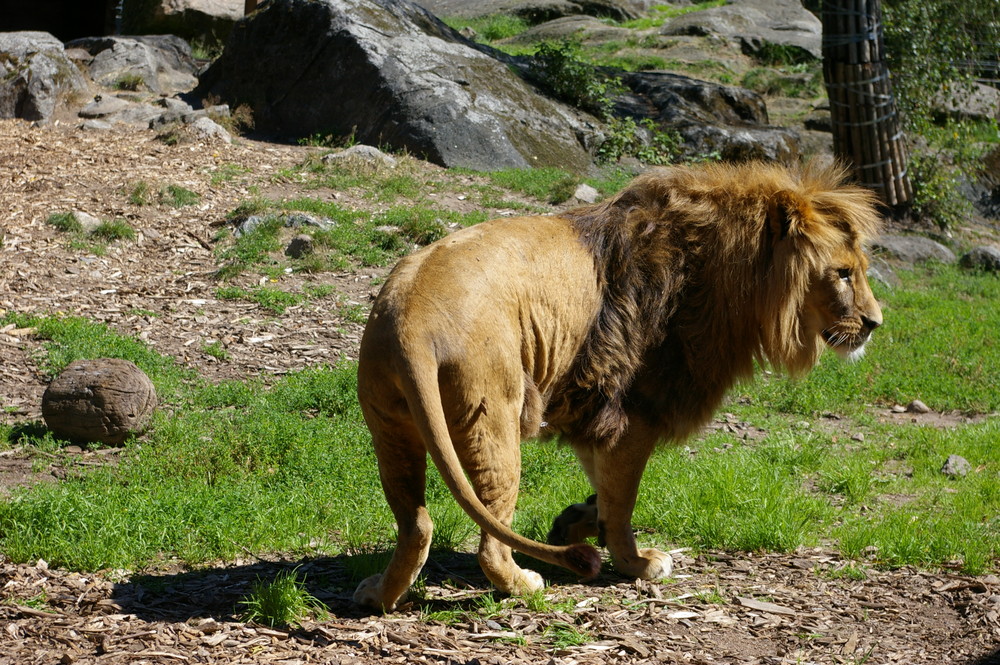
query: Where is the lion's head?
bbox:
[552,160,885,445]
[756,163,884,376]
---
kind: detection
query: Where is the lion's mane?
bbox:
[543,161,881,447]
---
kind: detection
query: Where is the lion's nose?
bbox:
[862,314,882,331]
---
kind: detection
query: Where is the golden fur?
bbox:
[353,161,883,611]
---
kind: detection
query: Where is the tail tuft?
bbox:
[562,543,601,579]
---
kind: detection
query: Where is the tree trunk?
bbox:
[822,0,912,210]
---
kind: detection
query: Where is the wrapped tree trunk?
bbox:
[822,0,912,209]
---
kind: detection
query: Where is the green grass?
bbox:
[1,263,998,577]
[617,0,728,30]
[45,212,82,233]
[440,14,530,43]
[241,567,328,627]
[90,219,136,242]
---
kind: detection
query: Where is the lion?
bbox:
[353,161,883,611]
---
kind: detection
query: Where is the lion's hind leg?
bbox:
[459,418,545,596]
[353,429,433,612]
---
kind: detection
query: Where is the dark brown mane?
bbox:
[543,161,881,448]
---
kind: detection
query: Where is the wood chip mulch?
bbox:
[2,549,999,664]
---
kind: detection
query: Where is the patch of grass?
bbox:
[45,212,82,233]
[753,42,815,67]
[241,568,327,627]
[741,65,822,98]
[215,211,283,279]
[112,73,145,91]
[201,341,229,360]
[161,184,200,208]
[90,219,136,242]
[485,167,580,204]
[617,0,728,29]
[590,52,668,72]
[216,285,304,315]
[440,14,530,43]
[210,163,252,186]
[0,313,190,397]
[544,621,592,648]
[127,181,154,206]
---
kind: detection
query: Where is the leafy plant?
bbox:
[529,41,620,117]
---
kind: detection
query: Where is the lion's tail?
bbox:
[402,351,601,580]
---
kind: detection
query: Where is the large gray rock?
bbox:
[121,0,244,45]
[65,35,199,95]
[0,32,89,122]
[874,234,957,264]
[414,0,639,23]
[197,0,598,171]
[662,0,822,61]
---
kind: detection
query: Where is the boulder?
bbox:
[611,70,800,163]
[873,234,957,265]
[414,0,639,23]
[959,246,1000,273]
[0,32,89,123]
[120,0,244,45]
[196,0,598,172]
[662,0,822,61]
[932,81,1000,123]
[42,358,158,446]
[65,35,199,95]
[509,15,635,44]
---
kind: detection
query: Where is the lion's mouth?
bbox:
[822,329,868,361]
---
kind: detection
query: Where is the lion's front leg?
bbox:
[573,427,673,581]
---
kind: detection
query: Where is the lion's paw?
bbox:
[517,569,545,594]
[353,574,403,612]
[614,548,673,580]
[491,567,545,596]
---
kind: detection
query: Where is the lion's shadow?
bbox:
[110,549,628,624]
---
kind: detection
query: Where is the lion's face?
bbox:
[803,242,882,362]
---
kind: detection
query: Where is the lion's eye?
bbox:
[837,268,852,281]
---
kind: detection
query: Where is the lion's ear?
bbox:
[769,191,815,239]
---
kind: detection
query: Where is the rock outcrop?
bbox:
[120,0,245,45]
[0,32,89,123]
[414,0,640,23]
[196,0,599,171]
[662,0,822,61]
[65,35,200,95]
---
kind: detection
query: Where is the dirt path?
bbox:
[2,120,999,664]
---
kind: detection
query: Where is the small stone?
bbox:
[573,183,600,203]
[891,404,907,413]
[72,211,102,234]
[851,432,865,442]
[906,399,930,414]
[285,234,314,259]
[940,454,971,478]
[321,144,397,169]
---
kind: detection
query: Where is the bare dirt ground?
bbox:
[2,118,1000,664]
